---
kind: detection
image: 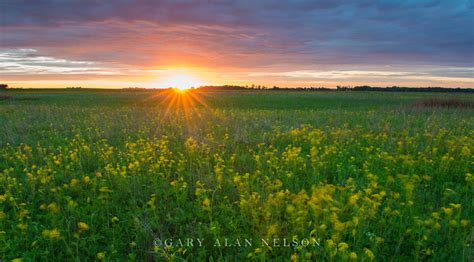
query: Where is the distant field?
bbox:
[1,89,473,260]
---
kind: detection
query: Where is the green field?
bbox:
[1,89,473,261]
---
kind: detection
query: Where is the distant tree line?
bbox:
[198,85,331,91]
[196,85,473,93]
[337,85,474,93]
[0,84,8,90]
[198,85,249,91]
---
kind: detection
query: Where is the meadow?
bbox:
[0,89,473,261]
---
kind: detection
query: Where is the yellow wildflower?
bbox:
[97,252,106,260]
[364,248,375,260]
[17,223,27,231]
[267,224,278,236]
[442,207,453,216]
[77,222,89,231]
[286,204,295,214]
[338,242,349,252]
[70,178,80,187]
[47,202,59,213]
[466,173,473,182]
[449,220,457,227]
[349,252,357,260]
[42,228,60,239]
[461,146,470,155]
[202,198,211,207]
[449,203,461,209]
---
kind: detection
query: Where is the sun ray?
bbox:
[155,87,214,135]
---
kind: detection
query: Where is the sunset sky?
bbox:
[1,1,473,88]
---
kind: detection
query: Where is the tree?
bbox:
[0,84,7,90]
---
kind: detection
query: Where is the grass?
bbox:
[0,94,11,101]
[413,98,473,109]
[0,89,473,261]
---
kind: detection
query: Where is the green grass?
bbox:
[0,89,473,261]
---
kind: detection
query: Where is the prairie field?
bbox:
[0,89,473,261]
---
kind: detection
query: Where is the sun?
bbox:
[156,73,205,90]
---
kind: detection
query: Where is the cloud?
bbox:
[246,66,474,86]
[1,1,473,87]
[0,49,117,75]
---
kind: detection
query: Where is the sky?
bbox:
[1,0,473,88]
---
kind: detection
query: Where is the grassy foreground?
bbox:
[0,89,473,261]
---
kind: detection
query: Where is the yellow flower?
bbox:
[68,200,77,209]
[42,228,61,239]
[11,258,23,262]
[349,194,360,205]
[461,146,470,155]
[83,176,91,184]
[364,248,375,260]
[392,192,400,199]
[442,207,453,216]
[112,216,119,223]
[449,220,457,227]
[147,194,156,209]
[77,222,89,231]
[286,204,295,214]
[334,221,345,232]
[47,202,59,213]
[267,224,278,236]
[97,252,106,260]
[99,187,112,193]
[326,239,335,248]
[70,178,80,187]
[202,198,211,207]
[17,223,27,231]
[338,242,349,252]
[349,252,357,260]
[460,219,470,227]
[49,228,60,238]
[449,203,461,209]
[466,173,473,182]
